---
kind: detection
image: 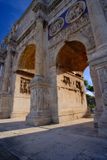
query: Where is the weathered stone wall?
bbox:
[57,72,87,122]
[47,0,93,123]
[0,63,4,90]
[100,0,107,22]
[1,0,107,137]
[11,74,31,118]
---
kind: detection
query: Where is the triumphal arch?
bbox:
[0,0,107,137]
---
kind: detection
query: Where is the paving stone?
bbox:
[0,118,107,160]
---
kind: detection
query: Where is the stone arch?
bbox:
[53,34,91,67]
[67,33,92,52]
[17,44,36,71]
[51,40,89,123]
[11,44,36,118]
[56,40,88,72]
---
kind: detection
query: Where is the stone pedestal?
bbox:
[87,0,107,137]
[99,110,107,137]
[0,92,12,118]
[26,75,51,126]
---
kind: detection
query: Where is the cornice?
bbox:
[48,0,62,13]
[32,0,62,14]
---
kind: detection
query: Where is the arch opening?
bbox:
[12,44,36,118]
[17,44,36,77]
[56,41,90,122]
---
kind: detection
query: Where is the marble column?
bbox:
[86,0,107,136]
[35,18,44,76]
[0,46,12,118]
[26,17,51,126]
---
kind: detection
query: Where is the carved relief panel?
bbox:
[48,0,89,40]
[20,77,30,94]
[57,72,85,106]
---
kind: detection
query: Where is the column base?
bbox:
[26,110,51,126]
[98,110,107,137]
[26,75,51,126]
[0,92,12,119]
[94,109,103,128]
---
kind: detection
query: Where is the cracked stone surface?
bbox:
[0,118,107,160]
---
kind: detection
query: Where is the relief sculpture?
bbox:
[48,0,87,39]
[20,77,30,94]
[65,1,86,24]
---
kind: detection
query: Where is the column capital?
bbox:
[35,10,48,26]
[32,1,48,14]
[5,35,16,50]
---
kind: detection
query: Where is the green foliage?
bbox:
[87,85,94,92]
[84,80,88,87]
[86,94,96,112]
[84,80,94,93]
[84,80,95,112]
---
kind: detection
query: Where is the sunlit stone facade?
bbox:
[0,0,107,137]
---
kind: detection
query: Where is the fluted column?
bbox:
[87,0,107,137]
[26,16,51,126]
[35,17,44,76]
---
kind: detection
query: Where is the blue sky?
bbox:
[0,0,92,86]
[0,0,31,41]
[84,67,92,85]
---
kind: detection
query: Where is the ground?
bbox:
[0,118,107,160]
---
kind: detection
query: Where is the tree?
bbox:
[84,80,94,93]
[84,80,95,113]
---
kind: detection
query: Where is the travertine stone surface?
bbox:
[26,15,51,126]
[0,0,107,137]
[87,0,107,137]
[26,75,51,126]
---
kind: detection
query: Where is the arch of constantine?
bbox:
[0,0,107,137]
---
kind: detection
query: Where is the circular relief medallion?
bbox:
[49,17,64,37]
[65,1,86,24]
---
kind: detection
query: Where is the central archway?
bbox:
[56,41,88,122]
[11,44,36,118]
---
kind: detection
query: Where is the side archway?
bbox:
[54,41,89,122]
[17,44,36,74]
[56,41,88,72]
[11,44,36,118]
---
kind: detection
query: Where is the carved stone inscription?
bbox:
[20,77,30,94]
